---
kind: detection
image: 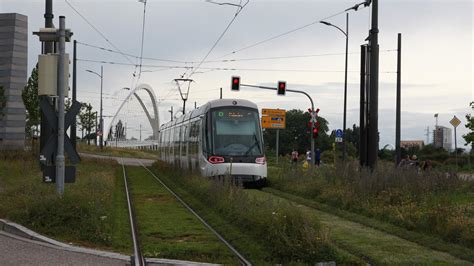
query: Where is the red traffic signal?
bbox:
[312,127,319,139]
[231,76,240,91]
[277,81,286,96]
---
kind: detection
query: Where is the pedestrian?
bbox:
[291,149,299,166]
[306,150,312,163]
[315,148,321,166]
[398,155,410,169]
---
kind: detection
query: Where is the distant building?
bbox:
[433,126,453,151]
[401,140,424,149]
[0,13,28,150]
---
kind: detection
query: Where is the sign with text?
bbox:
[261,108,286,129]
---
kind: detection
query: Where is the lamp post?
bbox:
[86,66,104,149]
[320,13,349,161]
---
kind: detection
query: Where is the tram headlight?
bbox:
[255,157,266,165]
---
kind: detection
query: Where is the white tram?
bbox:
[158,99,267,187]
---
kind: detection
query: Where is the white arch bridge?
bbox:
[105,84,160,149]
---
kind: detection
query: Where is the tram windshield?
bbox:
[211,107,263,156]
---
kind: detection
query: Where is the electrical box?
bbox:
[38,54,70,96]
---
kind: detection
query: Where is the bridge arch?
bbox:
[106,83,160,141]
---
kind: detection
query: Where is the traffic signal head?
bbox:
[231,76,240,91]
[277,81,286,96]
[312,127,319,139]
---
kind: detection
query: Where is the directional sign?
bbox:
[261,108,286,129]
[262,108,285,116]
[262,116,286,129]
[450,116,461,128]
[335,129,343,138]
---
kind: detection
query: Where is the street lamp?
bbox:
[86,66,104,149]
[320,13,349,161]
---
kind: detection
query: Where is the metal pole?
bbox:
[99,66,104,149]
[140,124,142,142]
[56,16,66,196]
[169,106,173,121]
[71,40,77,148]
[343,12,349,162]
[454,126,458,171]
[367,0,379,169]
[194,101,197,109]
[395,33,402,166]
[276,129,279,165]
[95,112,98,146]
[183,99,186,114]
[359,45,367,166]
[44,0,54,52]
[220,87,223,99]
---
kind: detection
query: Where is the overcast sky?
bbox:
[1,0,472,149]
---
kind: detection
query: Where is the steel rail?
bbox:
[121,159,146,266]
[136,160,252,266]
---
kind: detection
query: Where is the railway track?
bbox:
[119,158,251,265]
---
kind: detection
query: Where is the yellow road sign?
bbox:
[262,108,285,117]
[261,115,286,129]
[450,116,461,128]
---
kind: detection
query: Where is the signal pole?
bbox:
[395,33,402,165]
[367,0,379,169]
[56,16,66,196]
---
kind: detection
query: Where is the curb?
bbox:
[0,219,220,265]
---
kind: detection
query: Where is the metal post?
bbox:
[220,87,223,99]
[95,111,98,146]
[359,45,368,166]
[169,106,173,121]
[56,16,66,196]
[276,129,279,165]
[367,0,379,169]
[454,126,458,171]
[140,124,142,142]
[71,40,77,148]
[342,12,349,162]
[194,101,197,109]
[99,66,104,149]
[182,99,186,114]
[395,33,402,166]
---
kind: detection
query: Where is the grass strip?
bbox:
[0,151,132,253]
[148,162,361,264]
[126,166,237,264]
[264,188,472,264]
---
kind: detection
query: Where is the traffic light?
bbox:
[312,127,319,139]
[277,81,286,95]
[231,76,240,91]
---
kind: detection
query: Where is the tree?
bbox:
[263,109,331,156]
[22,66,40,138]
[463,102,474,150]
[79,103,96,145]
[0,85,6,119]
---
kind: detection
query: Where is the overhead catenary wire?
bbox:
[187,0,250,78]
[213,5,370,60]
[137,0,148,82]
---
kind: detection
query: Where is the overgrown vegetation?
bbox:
[0,151,131,253]
[269,160,474,252]
[150,161,351,264]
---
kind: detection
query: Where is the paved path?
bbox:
[79,152,156,166]
[0,231,127,265]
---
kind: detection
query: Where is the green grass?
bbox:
[126,166,237,263]
[148,162,359,264]
[268,160,474,250]
[265,188,474,264]
[0,150,132,253]
[77,143,158,160]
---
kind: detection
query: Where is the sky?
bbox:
[1,0,473,149]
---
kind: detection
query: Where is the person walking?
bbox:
[291,149,299,166]
[315,148,321,166]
